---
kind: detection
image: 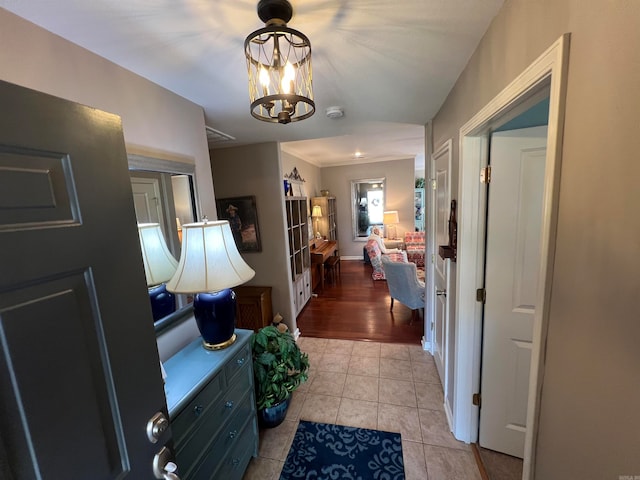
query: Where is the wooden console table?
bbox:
[310,240,338,293]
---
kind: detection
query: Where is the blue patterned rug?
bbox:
[280,421,405,480]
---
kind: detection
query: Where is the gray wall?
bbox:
[281,151,322,199]
[430,0,640,477]
[320,158,415,257]
[210,143,297,331]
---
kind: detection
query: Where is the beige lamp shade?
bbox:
[311,205,323,218]
[383,210,400,225]
[166,220,255,293]
[138,223,178,287]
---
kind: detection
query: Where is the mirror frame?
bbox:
[128,153,201,335]
[351,177,386,241]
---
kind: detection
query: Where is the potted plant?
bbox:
[251,325,309,428]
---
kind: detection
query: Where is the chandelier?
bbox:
[244,0,315,124]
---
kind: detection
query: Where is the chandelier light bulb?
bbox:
[259,67,270,87]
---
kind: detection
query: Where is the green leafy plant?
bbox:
[251,326,310,410]
[415,177,425,188]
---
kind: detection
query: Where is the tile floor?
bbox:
[242,337,481,480]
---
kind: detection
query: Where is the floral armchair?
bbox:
[404,231,425,267]
[365,238,407,280]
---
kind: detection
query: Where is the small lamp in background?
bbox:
[138,223,179,322]
[383,210,400,240]
[166,220,255,350]
[311,205,323,239]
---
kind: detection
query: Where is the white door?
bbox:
[432,143,451,389]
[0,80,170,478]
[479,126,547,457]
[132,175,165,224]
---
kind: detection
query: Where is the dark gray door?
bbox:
[0,80,169,479]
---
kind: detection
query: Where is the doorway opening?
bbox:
[452,34,570,480]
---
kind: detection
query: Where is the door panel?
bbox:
[479,126,547,458]
[0,80,169,479]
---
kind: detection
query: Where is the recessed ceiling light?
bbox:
[354,151,365,159]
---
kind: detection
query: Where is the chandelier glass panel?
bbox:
[244,1,315,124]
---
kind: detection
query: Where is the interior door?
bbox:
[432,146,451,388]
[131,175,164,225]
[479,126,547,457]
[0,80,170,479]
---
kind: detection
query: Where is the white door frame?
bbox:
[453,34,570,480]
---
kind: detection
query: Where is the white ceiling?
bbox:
[2,0,503,169]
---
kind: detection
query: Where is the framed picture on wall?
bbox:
[216,195,262,252]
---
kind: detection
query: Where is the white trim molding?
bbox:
[453,34,570,480]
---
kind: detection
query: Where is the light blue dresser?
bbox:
[164,329,258,479]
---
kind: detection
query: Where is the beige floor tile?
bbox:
[318,352,351,374]
[324,338,355,355]
[348,355,380,376]
[419,408,469,450]
[351,341,381,357]
[377,403,422,443]
[412,360,441,384]
[379,358,413,381]
[379,378,417,407]
[242,456,282,480]
[286,391,306,421]
[258,419,297,460]
[336,398,378,430]
[402,439,429,480]
[424,444,482,480]
[380,343,411,361]
[415,382,445,411]
[305,351,324,372]
[309,371,346,397]
[299,393,341,424]
[298,336,328,353]
[342,374,379,402]
[408,345,433,364]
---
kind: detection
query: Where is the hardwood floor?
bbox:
[296,259,425,344]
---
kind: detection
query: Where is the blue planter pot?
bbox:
[258,397,291,429]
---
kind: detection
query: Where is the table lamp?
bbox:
[166,219,255,350]
[383,210,400,240]
[138,223,179,322]
[311,205,323,239]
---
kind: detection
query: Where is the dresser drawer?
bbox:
[171,371,224,446]
[176,373,253,475]
[225,341,251,385]
[190,415,257,480]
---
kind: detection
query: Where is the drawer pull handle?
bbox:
[232,458,240,467]
[225,401,234,409]
[193,405,204,416]
[236,357,245,366]
[229,430,238,439]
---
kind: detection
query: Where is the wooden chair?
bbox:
[325,255,341,283]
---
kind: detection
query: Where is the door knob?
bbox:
[436,289,447,296]
[146,412,170,443]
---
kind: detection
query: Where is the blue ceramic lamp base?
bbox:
[193,289,237,350]
[148,283,176,322]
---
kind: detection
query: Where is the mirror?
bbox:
[128,154,200,334]
[351,178,385,241]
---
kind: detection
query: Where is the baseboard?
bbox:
[341,256,363,261]
[444,397,455,432]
